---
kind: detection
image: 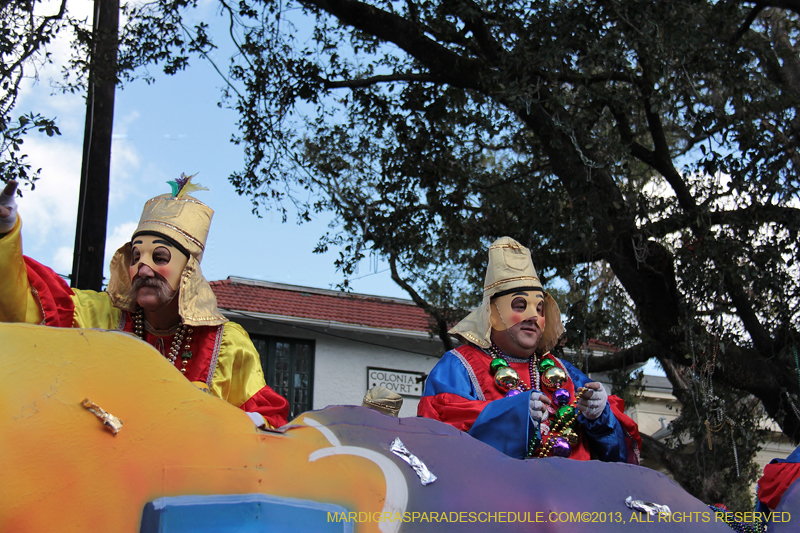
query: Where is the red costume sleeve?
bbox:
[758,462,800,509]
[241,385,290,429]
[23,257,75,327]
[417,392,489,432]
[608,395,642,464]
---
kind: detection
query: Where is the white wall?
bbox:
[312,333,440,417]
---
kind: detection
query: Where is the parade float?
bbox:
[2,322,794,532]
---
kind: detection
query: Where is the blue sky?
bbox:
[14,1,405,299]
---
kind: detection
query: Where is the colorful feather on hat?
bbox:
[167,173,209,198]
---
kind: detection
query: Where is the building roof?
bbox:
[210,277,433,334]
[586,338,619,353]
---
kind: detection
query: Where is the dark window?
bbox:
[250,335,315,420]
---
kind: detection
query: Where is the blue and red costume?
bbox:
[757,445,800,513]
[418,344,641,462]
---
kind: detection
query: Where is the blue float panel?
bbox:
[140,493,354,533]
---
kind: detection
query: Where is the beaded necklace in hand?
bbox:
[133,308,194,373]
[526,360,586,458]
[485,342,586,458]
[534,386,587,458]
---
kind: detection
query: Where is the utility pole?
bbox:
[70,0,119,290]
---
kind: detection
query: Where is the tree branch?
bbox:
[405,0,418,23]
[1,0,68,83]
[552,71,637,85]
[659,358,694,405]
[640,434,696,489]
[642,204,800,237]
[761,0,800,9]
[456,0,502,63]
[300,0,485,90]
[731,2,767,43]
[388,253,455,351]
[581,341,666,373]
[323,72,440,89]
[510,87,684,349]
[732,1,800,40]
[723,270,776,356]
[640,79,700,222]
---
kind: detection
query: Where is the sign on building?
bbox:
[366,367,426,397]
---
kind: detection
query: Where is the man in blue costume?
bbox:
[418,237,641,461]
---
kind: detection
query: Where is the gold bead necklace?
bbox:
[133,308,194,373]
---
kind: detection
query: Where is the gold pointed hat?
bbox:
[449,237,564,352]
[107,175,227,326]
[361,386,404,417]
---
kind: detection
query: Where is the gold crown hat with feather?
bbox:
[106,174,227,326]
[449,237,564,353]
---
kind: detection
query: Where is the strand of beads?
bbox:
[707,505,764,533]
[133,309,193,373]
[528,356,585,458]
[168,326,193,373]
[529,356,540,391]
[537,358,571,453]
[536,386,587,458]
[180,328,193,373]
[133,308,145,338]
[521,357,596,458]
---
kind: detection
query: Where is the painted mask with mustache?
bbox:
[128,234,189,308]
[127,275,175,304]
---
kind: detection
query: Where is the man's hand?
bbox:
[577,382,608,420]
[529,391,551,424]
[0,180,19,232]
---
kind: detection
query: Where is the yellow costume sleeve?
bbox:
[209,322,269,407]
[70,290,121,329]
[0,217,44,324]
[209,321,289,427]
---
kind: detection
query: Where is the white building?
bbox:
[211,277,443,419]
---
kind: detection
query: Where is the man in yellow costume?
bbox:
[0,177,289,429]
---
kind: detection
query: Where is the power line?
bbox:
[348,267,390,281]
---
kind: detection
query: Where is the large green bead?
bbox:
[494,366,520,391]
[538,358,556,372]
[556,405,576,422]
[490,357,509,375]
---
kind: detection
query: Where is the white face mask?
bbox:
[489,290,546,332]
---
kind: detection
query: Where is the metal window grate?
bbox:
[251,335,315,420]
